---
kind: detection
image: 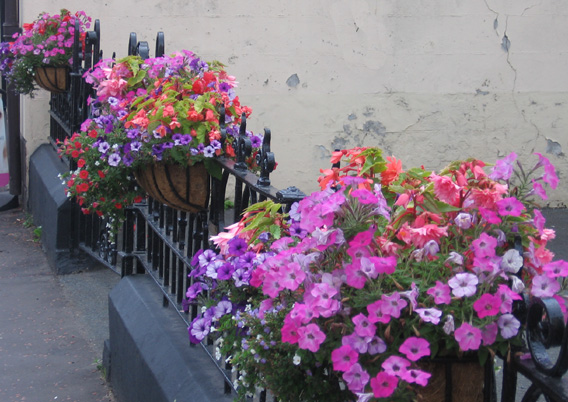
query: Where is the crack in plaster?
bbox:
[400,111,441,134]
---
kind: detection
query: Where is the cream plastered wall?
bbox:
[21,1,568,206]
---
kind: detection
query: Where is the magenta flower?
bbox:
[367,300,392,324]
[498,314,521,339]
[297,323,326,352]
[382,355,411,377]
[381,292,408,318]
[280,262,306,291]
[351,188,379,205]
[370,372,398,398]
[479,207,502,224]
[471,233,498,258]
[331,344,359,372]
[261,272,283,298]
[454,322,482,351]
[481,322,498,346]
[359,257,378,279]
[349,230,373,248]
[532,180,548,200]
[531,274,561,298]
[448,273,479,298]
[345,262,367,289]
[281,322,300,344]
[370,255,397,275]
[496,284,522,314]
[489,152,517,181]
[311,282,338,309]
[415,308,442,324]
[352,313,377,338]
[543,260,568,278]
[342,363,370,393]
[427,281,452,304]
[535,152,559,189]
[399,337,430,361]
[496,197,525,217]
[400,369,431,387]
[533,209,546,236]
[473,293,501,319]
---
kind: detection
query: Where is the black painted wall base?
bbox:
[28,144,96,274]
[107,275,235,402]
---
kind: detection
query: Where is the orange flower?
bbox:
[381,156,403,186]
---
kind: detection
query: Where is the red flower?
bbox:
[79,170,89,179]
[77,158,86,167]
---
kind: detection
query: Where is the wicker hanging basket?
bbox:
[34,66,70,93]
[135,162,209,213]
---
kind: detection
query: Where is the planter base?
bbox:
[34,66,70,93]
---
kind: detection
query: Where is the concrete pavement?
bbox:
[0,206,119,402]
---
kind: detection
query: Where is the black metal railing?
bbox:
[46,23,568,402]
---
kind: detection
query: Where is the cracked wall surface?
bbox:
[21,0,568,206]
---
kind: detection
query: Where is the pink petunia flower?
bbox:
[489,152,517,181]
[399,337,430,361]
[532,180,548,200]
[481,322,498,346]
[543,260,568,278]
[280,262,306,291]
[297,323,326,352]
[531,274,561,298]
[479,207,502,225]
[496,284,523,314]
[454,322,482,351]
[496,197,525,217]
[345,261,368,289]
[535,152,559,189]
[471,233,498,258]
[281,322,300,344]
[533,209,546,236]
[343,363,370,393]
[400,368,431,387]
[473,293,501,319]
[448,273,479,298]
[381,292,408,318]
[367,300,392,324]
[382,355,411,377]
[311,282,338,309]
[370,372,398,398]
[342,333,372,354]
[351,188,379,205]
[427,281,452,304]
[352,313,377,338]
[367,336,387,355]
[331,344,359,372]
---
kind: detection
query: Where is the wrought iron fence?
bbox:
[46,21,568,402]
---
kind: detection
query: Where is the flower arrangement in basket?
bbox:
[0,9,91,96]
[186,147,567,401]
[58,51,264,235]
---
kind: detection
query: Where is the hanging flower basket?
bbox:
[135,162,209,213]
[416,356,491,402]
[34,66,70,93]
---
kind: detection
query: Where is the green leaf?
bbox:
[269,224,281,239]
[204,158,222,180]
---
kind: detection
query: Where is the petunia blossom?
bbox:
[531,274,561,298]
[382,355,411,377]
[427,281,452,304]
[498,314,521,339]
[415,307,442,324]
[342,363,370,393]
[496,197,525,217]
[370,372,398,398]
[473,293,501,319]
[398,337,430,361]
[454,322,482,351]
[297,323,326,352]
[331,344,359,372]
[448,273,479,298]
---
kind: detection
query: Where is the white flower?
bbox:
[215,347,221,360]
[510,275,525,293]
[443,315,455,335]
[293,354,301,365]
[501,249,523,274]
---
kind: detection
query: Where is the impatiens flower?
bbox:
[498,314,521,339]
[370,372,398,398]
[415,307,442,324]
[430,172,460,205]
[531,274,561,298]
[427,281,452,304]
[454,322,482,351]
[331,344,359,372]
[473,293,501,319]
[496,197,525,217]
[297,323,326,352]
[398,337,430,361]
[343,363,370,393]
[448,273,479,298]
